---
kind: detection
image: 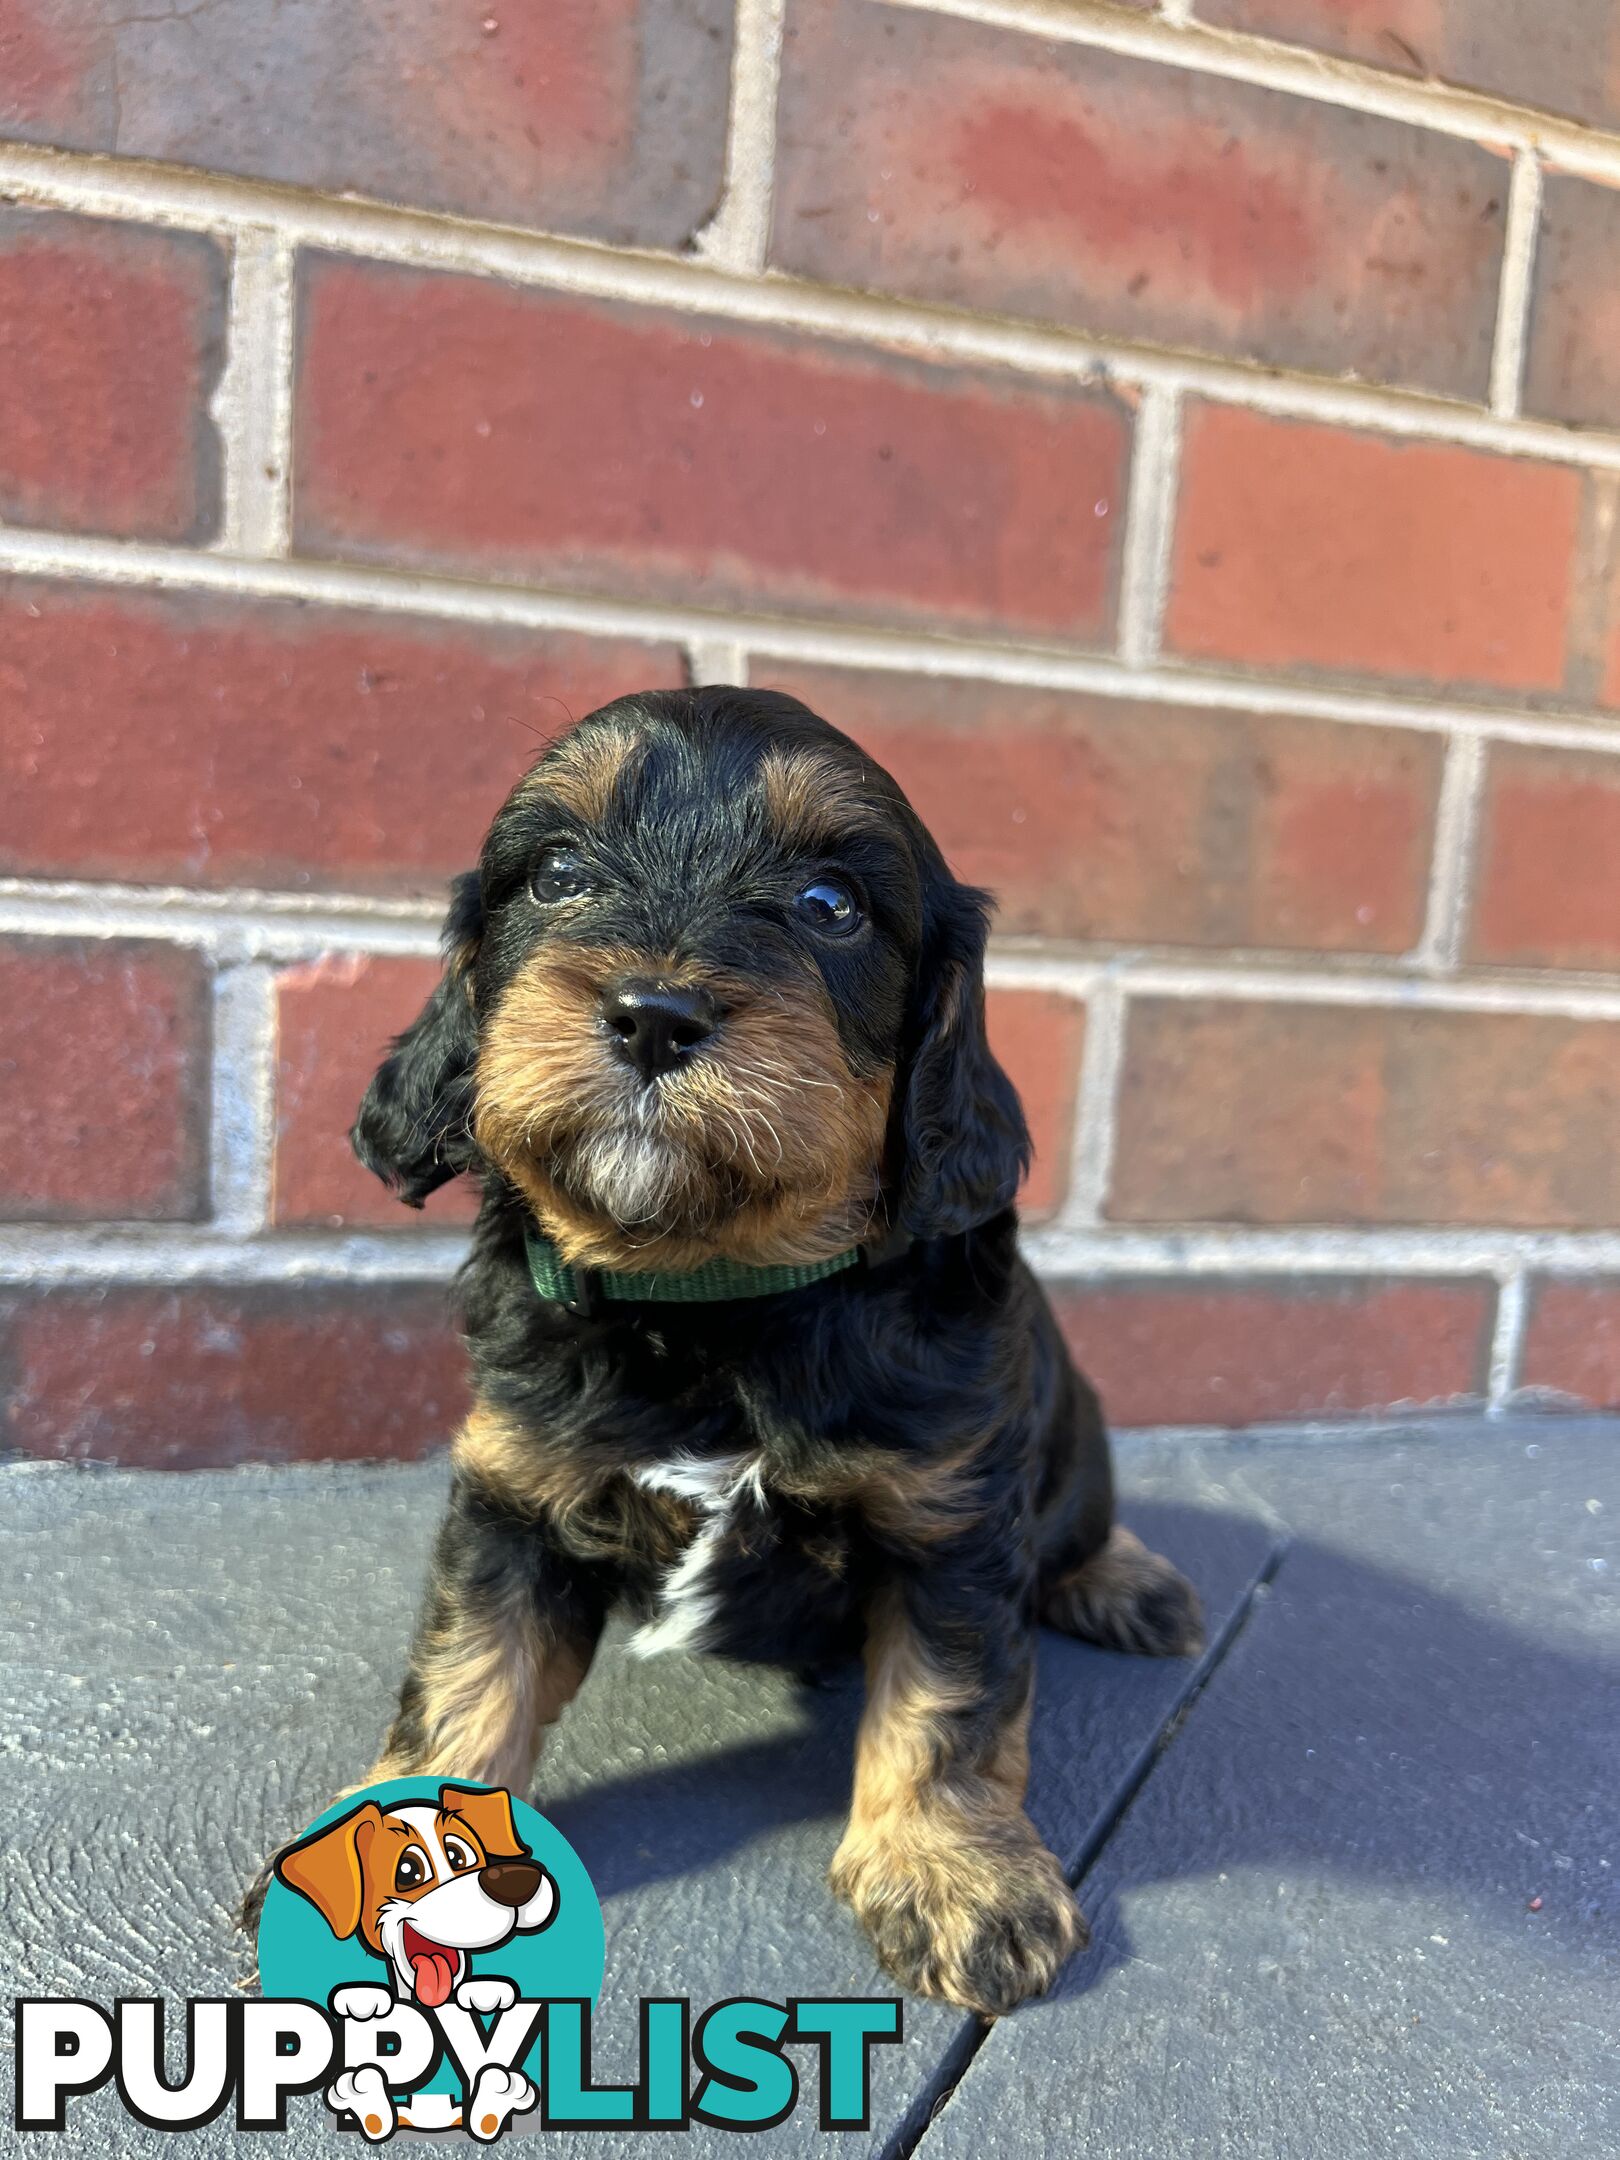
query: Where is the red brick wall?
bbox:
[6,0,1620,1461]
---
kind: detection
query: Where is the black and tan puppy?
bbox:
[347,685,1201,2017]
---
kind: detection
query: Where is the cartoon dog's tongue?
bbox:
[401,1923,459,2008]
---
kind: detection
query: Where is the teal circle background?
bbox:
[257,1780,605,2096]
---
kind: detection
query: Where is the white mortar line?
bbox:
[1061,975,1128,1226]
[0,879,443,961]
[1159,0,1196,24]
[1414,732,1488,973]
[990,949,1620,1019]
[1486,1268,1531,1408]
[208,965,278,1234]
[3,1219,1616,1289]
[210,230,295,558]
[5,147,1620,473]
[1117,385,1182,668]
[0,1226,471,1285]
[1489,152,1543,420]
[686,638,751,687]
[1023,1225,1620,1275]
[691,0,787,275]
[12,523,1620,759]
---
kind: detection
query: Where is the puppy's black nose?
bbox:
[479,1860,544,1908]
[601,977,719,1083]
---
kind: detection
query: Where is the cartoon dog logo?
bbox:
[276,1779,561,1995]
[276,1782,557,2005]
[275,1784,558,2142]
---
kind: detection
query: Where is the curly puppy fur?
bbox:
[270,687,1202,2018]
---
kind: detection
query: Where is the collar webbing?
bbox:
[523,1228,866,1313]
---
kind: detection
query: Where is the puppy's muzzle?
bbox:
[602,976,721,1084]
[479,1860,545,1909]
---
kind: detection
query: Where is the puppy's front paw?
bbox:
[466,2064,536,2142]
[832,1819,1087,2018]
[332,1984,395,2022]
[455,1975,518,2014]
[326,2066,396,2141]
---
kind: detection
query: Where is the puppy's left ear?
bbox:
[440,1783,529,1861]
[274,1801,383,1941]
[351,871,483,1206]
[893,871,1029,1240]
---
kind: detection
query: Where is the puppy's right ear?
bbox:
[439,1783,529,1861]
[352,870,483,1206]
[274,1801,383,1942]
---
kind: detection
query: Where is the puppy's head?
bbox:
[353,687,1028,1268]
[274,1784,554,2004]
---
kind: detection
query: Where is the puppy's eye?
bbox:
[529,848,591,905]
[394,1849,428,1891]
[794,879,860,936]
[443,1838,477,1873]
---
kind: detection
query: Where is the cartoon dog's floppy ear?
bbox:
[893,865,1030,1241]
[274,1801,385,1941]
[439,1783,529,1861]
[352,870,483,1206]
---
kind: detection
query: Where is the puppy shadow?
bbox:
[1064,1502,1611,1995]
[540,1497,1617,1999]
[543,1688,864,1903]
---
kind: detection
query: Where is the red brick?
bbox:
[1,1286,467,1466]
[0,938,209,1223]
[1470,743,1620,971]
[274,955,480,1231]
[293,256,1131,642]
[1166,404,1581,696]
[0,210,223,543]
[1519,1278,1620,1407]
[0,579,679,894]
[773,0,1504,400]
[761,663,1441,955]
[1198,0,1620,135]
[1052,1276,1494,1429]
[1111,998,1620,1229]
[1523,175,1620,432]
[0,0,732,251]
[985,989,1085,1221]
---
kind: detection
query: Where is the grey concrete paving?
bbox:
[1,1419,1614,2156]
[919,1423,1620,2160]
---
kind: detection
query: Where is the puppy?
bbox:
[345,686,1201,2018]
[275,1782,556,2004]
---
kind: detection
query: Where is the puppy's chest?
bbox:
[621,1450,867,1667]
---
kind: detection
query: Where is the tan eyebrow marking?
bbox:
[759,745,889,851]
[436,1809,487,1864]
[525,719,643,821]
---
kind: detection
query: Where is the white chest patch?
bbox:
[627,1454,766,1659]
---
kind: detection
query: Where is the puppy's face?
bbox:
[467,697,923,1268]
[355,689,1031,1266]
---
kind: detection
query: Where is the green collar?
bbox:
[523,1227,886,1314]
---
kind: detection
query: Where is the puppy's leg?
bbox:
[368,1448,607,1791]
[241,1412,605,1947]
[1035,1344,1204,1659]
[830,1568,1085,2018]
[1040,1525,1203,1658]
